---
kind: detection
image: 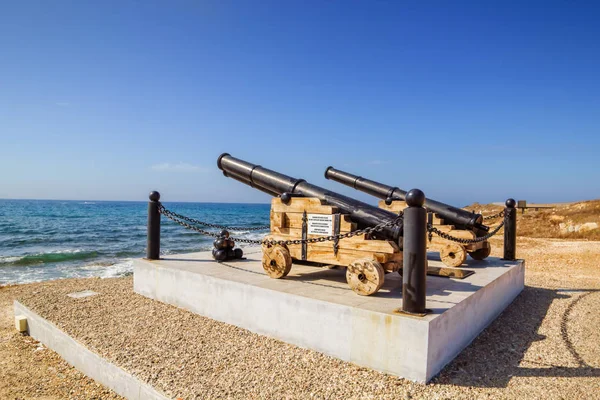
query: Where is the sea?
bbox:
[0,199,270,285]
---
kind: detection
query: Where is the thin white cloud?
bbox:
[150,162,206,172]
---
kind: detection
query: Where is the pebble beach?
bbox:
[2,235,599,399]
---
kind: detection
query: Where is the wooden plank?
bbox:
[265,232,398,267]
[378,200,407,214]
[284,244,396,267]
[270,210,285,229]
[431,215,445,225]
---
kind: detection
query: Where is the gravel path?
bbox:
[2,237,600,399]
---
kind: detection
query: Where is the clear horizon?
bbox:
[0,197,272,205]
[1,196,594,208]
[1,1,599,206]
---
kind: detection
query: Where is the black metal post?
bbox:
[402,189,427,315]
[147,191,161,260]
[503,198,517,261]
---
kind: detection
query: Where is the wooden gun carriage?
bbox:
[379,199,490,268]
[325,167,492,268]
[264,196,402,295]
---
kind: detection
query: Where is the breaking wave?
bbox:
[0,250,99,267]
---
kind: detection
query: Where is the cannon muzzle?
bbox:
[324,166,487,233]
[218,153,403,241]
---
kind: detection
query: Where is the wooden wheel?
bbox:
[262,245,292,279]
[346,258,385,296]
[469,241,492,260]
[440,243,467,267]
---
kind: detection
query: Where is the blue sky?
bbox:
[1,1,598,205]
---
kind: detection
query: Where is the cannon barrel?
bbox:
[324,166,487,232]
[218,153,403,241]
[221,169,281,198]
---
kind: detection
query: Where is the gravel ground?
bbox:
[1,236,600,399]
[0,289,122,399]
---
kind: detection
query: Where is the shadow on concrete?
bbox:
[282,265,353,291]
[280,263,486,304]
[158,258,217,263]
[427,253,513,270]
[434,287,600,387]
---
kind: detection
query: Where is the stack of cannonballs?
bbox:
[212,230,244,261]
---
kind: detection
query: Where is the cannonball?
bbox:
[226,249,236,259]
[219,229,230,238]
[227,238,235,248]
[233,248,243,259]
[213,249,227,261]
[214,238,227,250]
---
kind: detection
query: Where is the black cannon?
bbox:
[218,153,406,295]
[218,154,403,241]
[324,167,488,234]
[324,167,494,266]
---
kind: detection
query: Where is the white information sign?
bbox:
[307,214,333,236]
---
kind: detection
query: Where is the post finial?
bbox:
[406,189,425,207]
[149,191,160,202]
[505,198,516,208]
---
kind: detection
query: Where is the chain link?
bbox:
[483,210,505,221]
[158,204,270,231]
[427,218,505,244]
[159,202,403,246]
[159,209,223,238]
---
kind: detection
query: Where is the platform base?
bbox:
[133,250,524,382]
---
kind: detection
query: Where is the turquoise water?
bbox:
[0,199,270,285]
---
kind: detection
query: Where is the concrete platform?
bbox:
[134,250,524,382]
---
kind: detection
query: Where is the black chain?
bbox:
[261,212,403,247]
[483,210,505,221]
[159,203,403,247]
[427,219,505,244]
[159,210,222,238]
[158,204,270,231]
[159,202,507,247]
